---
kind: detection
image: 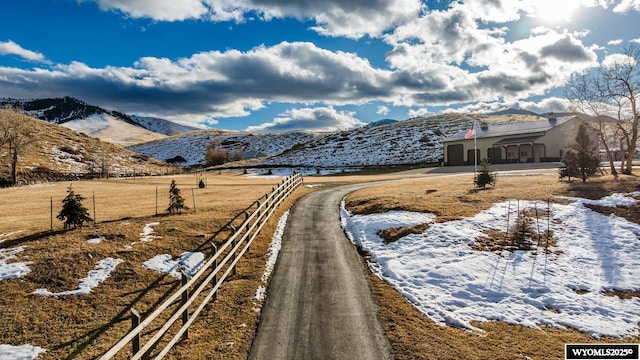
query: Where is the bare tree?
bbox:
[0,109,34,185]
[567,45,640,174]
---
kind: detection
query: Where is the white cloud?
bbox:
[608,39,624,45]
[0,40,47,62]
[631,38,640,43]
[408,107,428,118]
[613,0,640,13]
[246,106,365,132]
[80,0,422,39]
[383,4,598,107]
[0,42,396,126]
[80,0,208,21]
[602,53,637,68]
[442,97,572,115]
[376,105,390,115]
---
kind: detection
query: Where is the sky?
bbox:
[0,0,639,131]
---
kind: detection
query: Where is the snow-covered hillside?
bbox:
[131,116,200,136]
[258,114,472,167]
[127,130,319,166]
[1,97,198,143]
[61,114,167,146]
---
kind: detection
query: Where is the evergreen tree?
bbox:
[167,180,188,214]
[57,184,93,229]
[563,122,601,182]
[474,158,496,189]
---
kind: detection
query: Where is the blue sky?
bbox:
[0,0,639,131]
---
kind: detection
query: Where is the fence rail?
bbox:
[100,172,303,359]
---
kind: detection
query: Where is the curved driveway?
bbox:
[249,183,392,360]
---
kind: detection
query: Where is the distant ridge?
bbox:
[365,119,399,128]
[0,96,197,137]
[487,108,541,117]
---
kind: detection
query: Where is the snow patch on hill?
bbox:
[61,114,167,146]
[131,116,200,136]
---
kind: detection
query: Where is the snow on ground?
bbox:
[0,230,24,244]
[0,344,45,360]
[0,247,31,281]
[140,222,161,242]
[87,236,105,244]
[341,194,640,338]
[33,258,124,297]
[254,211,289,303]
[143,252,206,279]
[243,168,360,179]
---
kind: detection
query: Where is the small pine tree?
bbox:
[563,122,601,182]
[474,158,496,189]
[57,184,93,229]
[167,180,188,214]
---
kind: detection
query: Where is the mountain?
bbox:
[0,97,197,144]
[365,119,399,128]
[130,116,200,136]
[61,113,167,147]
[487,108,541,117]
[0,109,173,185]
[256,114,471,168]
[127,130,319,167]
[128,113,557,169]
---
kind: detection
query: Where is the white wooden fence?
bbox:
[100,172,303,359]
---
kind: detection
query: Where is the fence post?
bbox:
[180,269,189,340]
[211,243,218,301]
[231,228,237,276]
[191,188,196,213]
[131,309,141,357]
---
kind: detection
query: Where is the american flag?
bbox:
[464,126,475,140]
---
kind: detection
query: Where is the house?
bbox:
[443,114,588,166]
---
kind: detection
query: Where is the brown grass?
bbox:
[2,168,639,359]
[348,171,640,359]
[378,223,431,243]
[0,109,173,184]
[0,171,312,359]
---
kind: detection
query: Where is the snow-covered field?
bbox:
[341,193,640,338]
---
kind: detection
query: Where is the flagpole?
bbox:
[473,119,477,182]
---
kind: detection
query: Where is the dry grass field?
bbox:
[345,170,640,359]
[2,168,639,359]
[0,171,314,359]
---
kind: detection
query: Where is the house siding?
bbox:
[443,117,584,166]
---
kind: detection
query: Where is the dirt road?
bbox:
[249,183,392,360]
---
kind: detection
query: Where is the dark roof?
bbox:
[492,136,543,146]
[444,116,574,142]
